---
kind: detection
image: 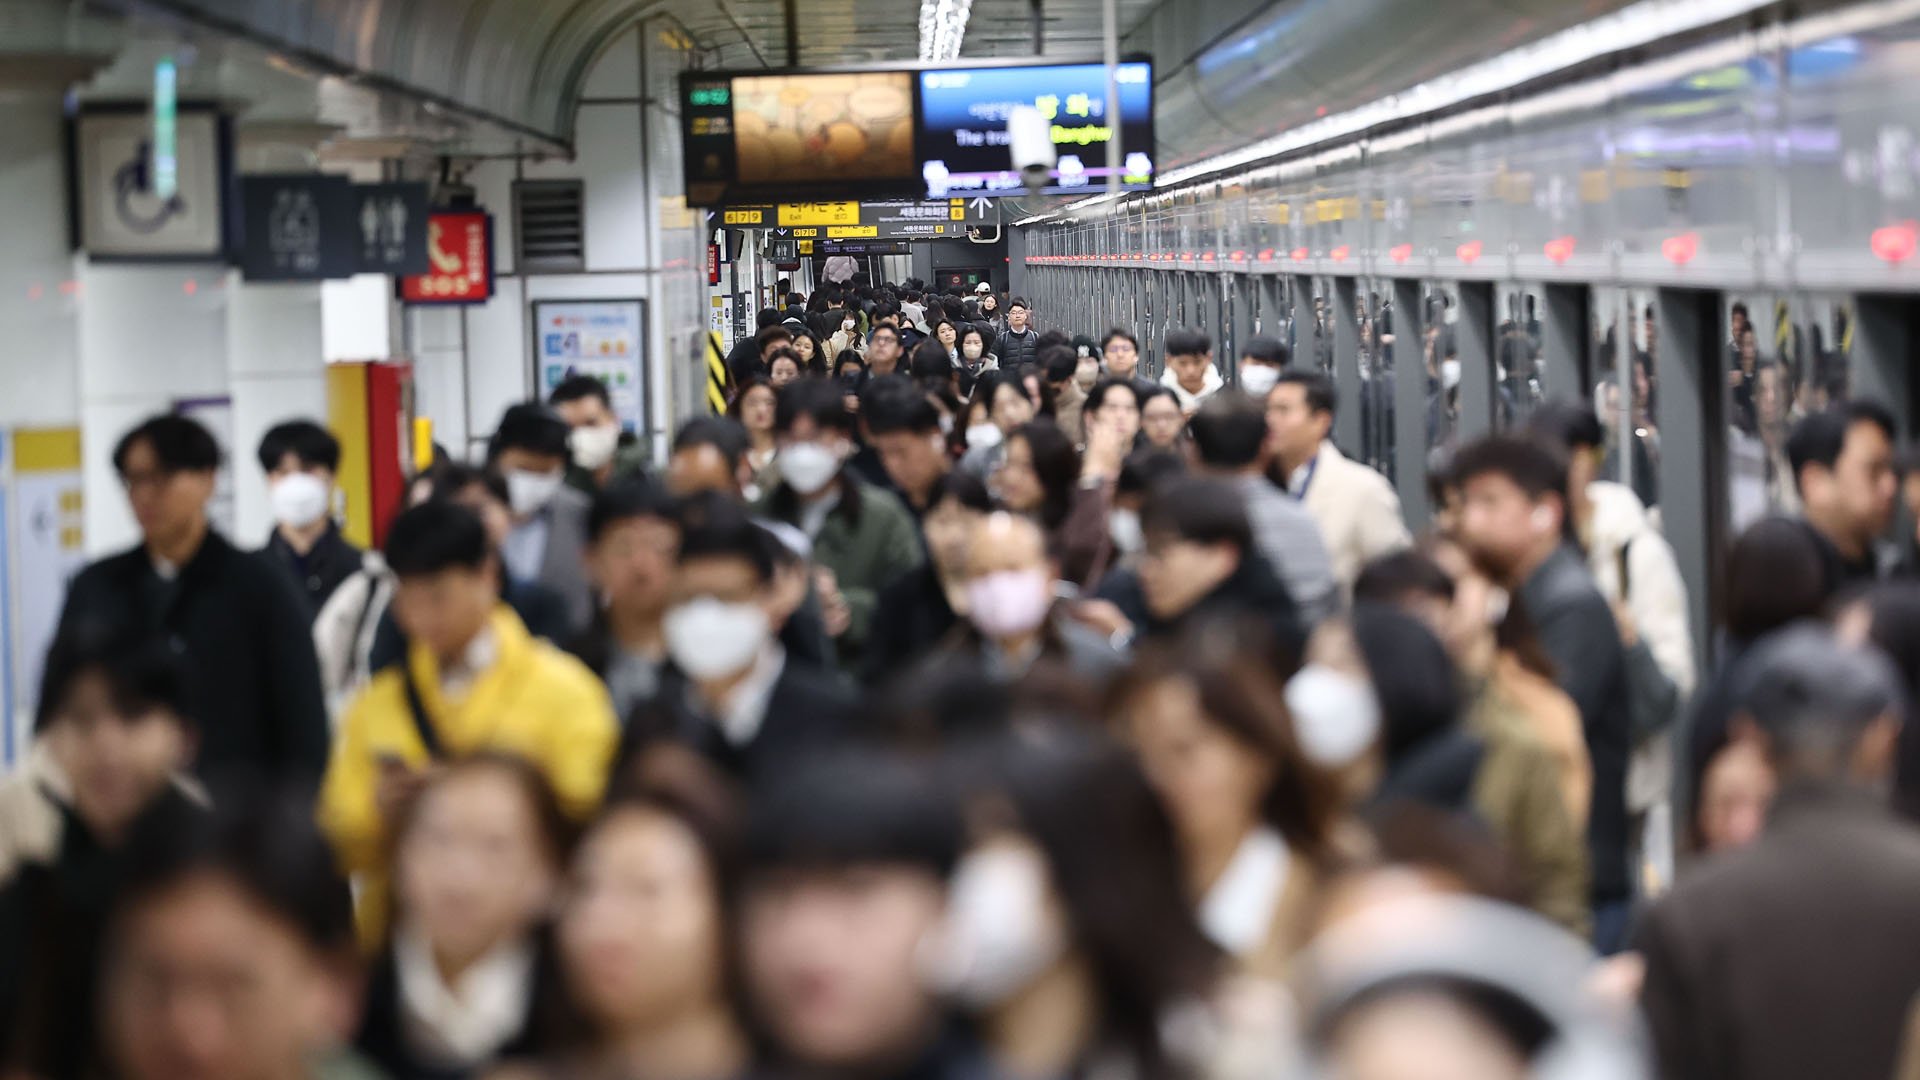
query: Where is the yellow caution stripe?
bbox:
[707,332,729,414]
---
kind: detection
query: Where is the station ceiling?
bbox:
[20,0,1689,176]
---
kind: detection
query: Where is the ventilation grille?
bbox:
[514,180,585,273]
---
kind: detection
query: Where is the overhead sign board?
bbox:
[679,59,1154,207]
[238,174,358,281]
[351,182,430,275]
[721,198,998,239]
[399,212,495,305]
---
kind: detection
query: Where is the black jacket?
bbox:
[54,532,329,787]
[262,522,366,623]
[1516,544,1631,903]
[355,927,565,1080]
[863,564,960,686]
[1146,548,1305,663]
[995,328,1040,369]
[616,658,859,782]
[0,788,207,1080]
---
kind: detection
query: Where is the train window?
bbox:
[1424,282,1459,457]
[1359,280,1396,480]
[1725,294,1854,533]
[1495,285,1546,429]
[1586,287,1659,511]
[1314,276,1335,375]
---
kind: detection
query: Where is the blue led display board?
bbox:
[916,61,1154,199]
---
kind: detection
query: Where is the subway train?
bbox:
[1014,0,1920,657]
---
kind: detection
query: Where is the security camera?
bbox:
[1007,105,1057,191]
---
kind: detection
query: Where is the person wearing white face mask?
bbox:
[1236,336,1289,400]
[489,403,596,637]
[256,420,365,622]
[616,493,856,782]
[829,310,867,360]
[754,381,922,672]
[550,374,645,493]
[923,731,1220,1080]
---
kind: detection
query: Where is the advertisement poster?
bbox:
[534,300,648,433]
[7,428,87,764]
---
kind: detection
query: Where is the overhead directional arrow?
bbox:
[774,228,788,236]
[969,197,991,214]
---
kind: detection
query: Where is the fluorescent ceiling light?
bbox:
[920,0,974,61]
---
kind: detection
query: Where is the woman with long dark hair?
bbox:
[1108,625,1345,981]
[929,729,1220,1080]
[995,419,1117,588]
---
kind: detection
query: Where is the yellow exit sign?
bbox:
[827,225,879,238]
[723,209,763,225]
[779,202,860,227]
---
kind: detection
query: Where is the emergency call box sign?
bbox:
[400,212,495,305]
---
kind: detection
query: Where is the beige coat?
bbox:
[1298,441,1412,589]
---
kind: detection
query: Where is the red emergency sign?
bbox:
[400,212,494,304]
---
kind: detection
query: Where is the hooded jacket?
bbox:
[1160,364,1226,412]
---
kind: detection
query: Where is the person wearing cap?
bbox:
[489,402,595,636]
[1636,624,1920,1080]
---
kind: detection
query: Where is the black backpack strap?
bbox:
[400,662,442,760]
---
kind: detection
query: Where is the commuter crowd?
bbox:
[5,271,1920,1080]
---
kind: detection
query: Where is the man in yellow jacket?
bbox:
[318,499,616,932]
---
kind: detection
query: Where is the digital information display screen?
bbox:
[683,72,916,207]
[916,62,1154,199]
[681,61,1154,208]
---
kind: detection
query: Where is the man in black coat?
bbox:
[1451,435,1631,950]
[616,492,856,782]
[53,415,329,788]
[1637,626,1920,1080]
